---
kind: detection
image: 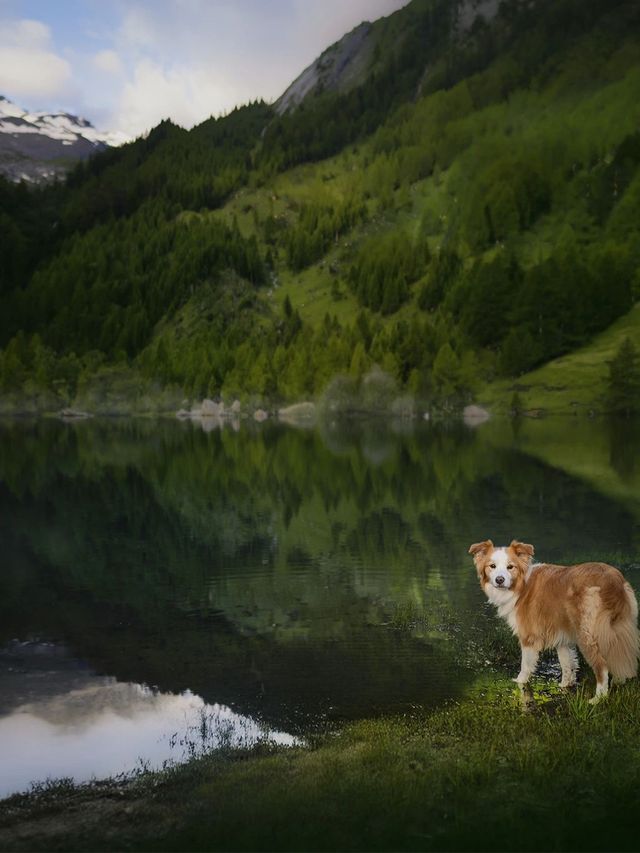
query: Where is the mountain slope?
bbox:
[275,21,375,115]
[274,0,500,116]
[1,0,640,414]
[480,304,640,415]
[0,95,128,183]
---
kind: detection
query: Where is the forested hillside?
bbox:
[1,0,639,414]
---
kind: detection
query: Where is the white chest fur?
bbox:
[484,584,519,633]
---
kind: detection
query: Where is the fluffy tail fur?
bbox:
[598,582,640,683]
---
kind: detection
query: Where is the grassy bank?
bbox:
[2,676,640,852]
[480,304,640,415]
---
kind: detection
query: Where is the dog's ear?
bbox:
[468,540,493,558]
[510,540,534,558]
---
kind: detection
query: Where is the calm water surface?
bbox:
[1,415,639,797]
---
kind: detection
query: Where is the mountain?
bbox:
[274,21,375,115]
[1,0,640,416]
[262,0,508,171]
[275,0,500,115]
[0,95,128,183]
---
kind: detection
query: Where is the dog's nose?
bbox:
[495,576,504,586]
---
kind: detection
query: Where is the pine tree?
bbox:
[607,338,640,415]
[432,343,460,401]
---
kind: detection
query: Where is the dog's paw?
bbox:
[513,673,530,684]
[559,678,576,688]
[588,692,608,705]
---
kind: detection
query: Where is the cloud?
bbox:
[3,19,51,50]
[119,6,162,50]
[94,49,124,76]
[0,18,71,100]
[115,58,252,137]
[0,1,410,137]
[104,0,409,137]
[117,59,202,135]
[290,0,410,57]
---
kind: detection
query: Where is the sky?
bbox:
[0,0,409,139]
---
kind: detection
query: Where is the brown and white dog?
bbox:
[469,539,639,702]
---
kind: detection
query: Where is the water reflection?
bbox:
[0,641,297,799]
[0,415,639,796]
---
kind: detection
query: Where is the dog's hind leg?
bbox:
[577,631,609,702]
[590,664,609,703]
[557,645,578,687]
[578,587,610,702]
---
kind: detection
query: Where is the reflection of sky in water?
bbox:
[4,419,639,801]
[0,659,299,799]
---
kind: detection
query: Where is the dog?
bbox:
[469,539,639,702]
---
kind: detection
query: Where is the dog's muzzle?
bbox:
[490,569,512,589]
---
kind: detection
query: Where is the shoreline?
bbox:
[2,678,640,851]
[0,402,627,422]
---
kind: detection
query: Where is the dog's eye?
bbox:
[507,564,514,570]
[490,563,496,569]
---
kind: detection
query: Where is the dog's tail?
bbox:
[598,582,639,683]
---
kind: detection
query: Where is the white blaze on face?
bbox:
[488,548,512,589]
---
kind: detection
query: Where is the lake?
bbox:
[1,414,639,798]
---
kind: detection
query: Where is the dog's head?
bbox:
[468,539,534,594]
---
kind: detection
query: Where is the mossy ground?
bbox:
[2,675,640,852]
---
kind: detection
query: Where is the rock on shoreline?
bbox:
[57,408,92,420]
[277,402,317,425]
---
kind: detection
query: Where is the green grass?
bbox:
[159,680,640,852]
[480,303,640,415]
[276,259,359,327]
[3,677,640,851]
[214,154,444,330]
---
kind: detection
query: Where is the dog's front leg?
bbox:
[514,646,539,684]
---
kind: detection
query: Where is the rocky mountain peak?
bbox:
[0,95,129,183]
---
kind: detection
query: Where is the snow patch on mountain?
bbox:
[0,95,129,183]
[0,96,129,147]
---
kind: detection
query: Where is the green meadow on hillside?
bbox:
[1,0,640,412]
[481,303,640,415]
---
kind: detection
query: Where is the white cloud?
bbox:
[104,0,409,137]
[119,6,161,50]
[0,18,71,99]
[94,49,124,76]
[3,19,51,50]
[115,58,250,137]
[0,2,410,138]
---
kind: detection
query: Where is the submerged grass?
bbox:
[3,677,640,851]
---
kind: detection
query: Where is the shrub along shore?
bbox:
[2,676,640,852]
[2,307,639,420]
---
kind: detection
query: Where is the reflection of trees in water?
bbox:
[0,562,472,729]
[1,419,638,607]
[0,417,638,724]
[608,418,640,483]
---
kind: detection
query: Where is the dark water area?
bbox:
[1,415,639,797]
